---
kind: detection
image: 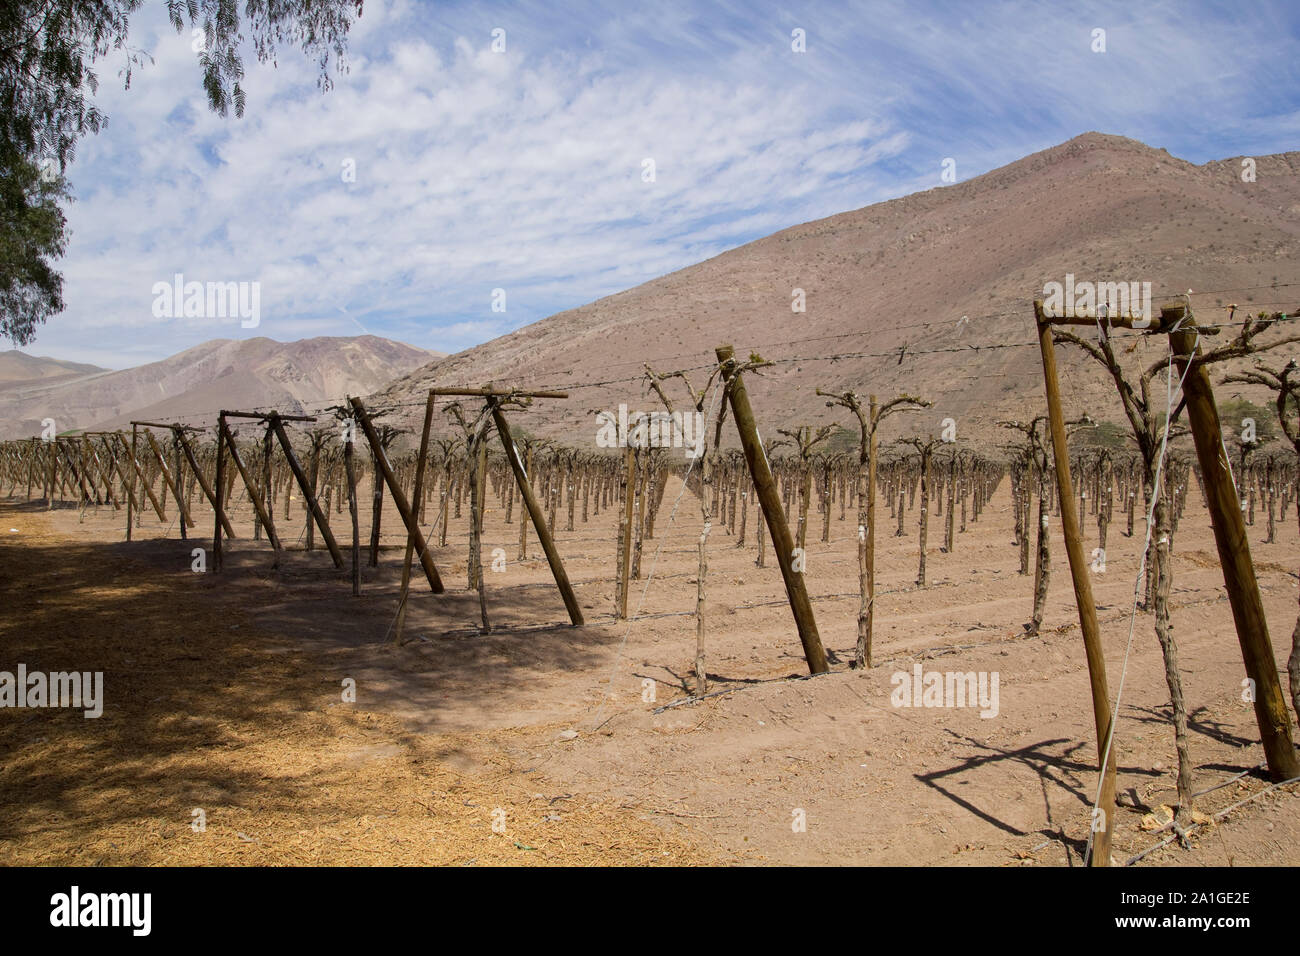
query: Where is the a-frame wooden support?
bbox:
[214,414,283,571]
[267,412,345,569]
[124,426,168,525]
[349,396,444,593]
[170,425,235,539]
[133,421,195,529]
[1034,298,1300,863]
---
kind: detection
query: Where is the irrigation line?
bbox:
[1124,773,1300,866]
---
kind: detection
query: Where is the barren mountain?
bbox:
[0,351,106,385]
[375,132,1300,448]
[0,336,439,439]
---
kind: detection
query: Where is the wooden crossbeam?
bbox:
[1041,309,1221,334]
[222,410,317,422]
[431,387,568,399]
[130,420,205,431]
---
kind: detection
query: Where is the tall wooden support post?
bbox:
[127,425,137,541]
[269,413,346,569]
[213,415,227,572]
[716,345,829,675]
[45,437,54,509]
[1034,301,1117,866]
[348,397,444,593]
[865,395,879,665]
[490,403,584,626]
[1167,307,1300,780]
[174,434,186,540]
[345,426,360,595]
[395,391,438,644]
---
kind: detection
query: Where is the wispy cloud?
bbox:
[28,0,1300,368]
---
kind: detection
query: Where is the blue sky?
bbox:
[22,0,1300,368]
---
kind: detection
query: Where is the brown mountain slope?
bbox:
[0,336,441,439]
[374,132,1300,448]
[0,351,106,385]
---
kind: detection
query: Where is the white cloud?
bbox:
[24,0,1300,367]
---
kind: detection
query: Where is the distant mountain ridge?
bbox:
[0,335,441,439]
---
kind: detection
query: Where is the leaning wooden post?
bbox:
[177,428,235,539]
[395,390,438,643]
[1166,306,1300,780]
[716,345,828,675]
[348,397,444,593]
[490,403,584,626]
[142,428,193,528]
[120,432,166,522]
[219,416,281,561]
[213,415,227,572]
[269,413,346,569]
[1034,300,1118,866]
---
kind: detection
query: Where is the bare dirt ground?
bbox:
[2,467,1298,866]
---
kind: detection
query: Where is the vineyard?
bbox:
[2,302,1299,867]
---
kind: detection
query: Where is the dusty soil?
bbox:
[1,466,1298,866]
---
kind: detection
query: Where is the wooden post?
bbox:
[716,345,828,675]
[1034,300,1118,866]
[127,426,136,541]
[346,427,360,594]
[866,395,879,665]
[213,416,227,571]
[490,403,584,626]
[269,413,346,569]
[517,444,530,559]
[348,398,444,593]
[1167,307,1300,780]
[395,391,438,643]
[174,434,186,539]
